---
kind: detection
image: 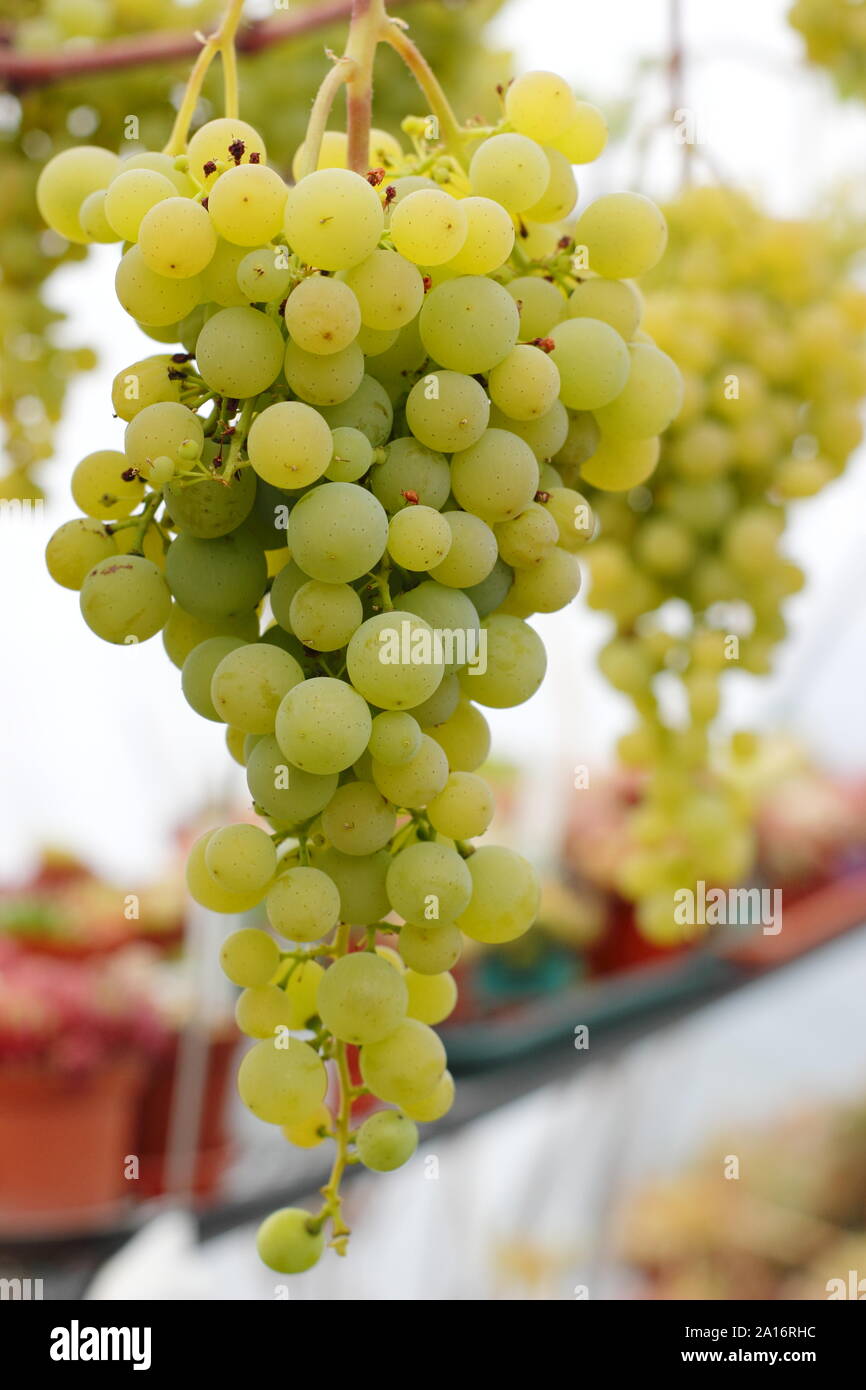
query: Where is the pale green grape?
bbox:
[371,436,452,511]
[163,469,256,539]
[359,1019,446,1107]
[238,1037,327,1126]
[318,376,393,445]
[495,502,559,568]
[580,434,660,491]
[36,145,120,243]
[503,546,581,615]
[368,711,422,766]
[390,189,468,266]
[71,449,143,520]
[125,401,203,471]
[200,238,249,307]
[450,429,539,524]
[347,611,445,711]
[505,70,580,142]
[309,846,391,923]
[283,338,365,406]
[488,346,560,421]
[459,614,547,708]
[427,771,495,840]
[444,196,514,275]
[406,672,460,727]
[592,343,683,439]
[111,355,182,423]
[341,250,425,331]
[326,426,373,482]
[321,780,396,855]
[356,324,399,357]
[115,246,202,327]
[489,401,570,460]
[182,635,246,721]
[291,130,349,180]
[163,604,258,669]
[283,169,384,271]
[550,100,608,163]
[187,118,267,177]
[284,960,326,1028]
[247,401,333,488]
[220,926,280,987]
[208,164,288,246]
[371,734,449,808]
[288,482,388,583]
[419,277,519,374]
[525,148,578,223]
[401,1069,455,1121]
[424,698,490,771]
[386,840,472,924]
[206,823,277,894]
[137,196,217,279]
[399,923,462,975]
[103,167,176,241]
[405,969,457,1025]
[118,151,195,198]
[275,677,372,775]
[283,275,362,355]
[235,985,296,1039]
[463,559,514,617]
[356,1111,419,1171]
[549,318,630,409]
[211,643,305,733]
[317,952,408,1045]
[399,582,480,674]
[236,248,293,302]
[567,277,642,340]
[282,1102,331,1148]
[187,831,266,913]
[256,1208,323,1275]
[288,581,363,651]
[196,307,284,399]
[226,726,247,766]
[46,519,117,591]
[79,189,118,243]
[543,486,594,551]
[266,563,310,632]
[80,555,170,644]
[574,192,668,279]
[266,866,340,942]
[505,275,567,340]
[457,845,540,944]
[387,506,452,571]
[429,512,497,589]
[469,133,550,212]
[165,530,267,621]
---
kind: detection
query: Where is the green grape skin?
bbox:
[124,401,203,473]
[347,611,445,711]
[549,318,630,410]
[371,733,449,809]
[163,469,256,539]
[275,676,372,775]
[450,428,539,524]
[574,191,668,279]
[79,555,171,644]
[165,530,267,622]
[404,371,491,455]
[424,698,490,771]
[567,276,642,340]
[187,118,267,176]
[398,923,462,976]
[235,985,296,1040]
[468,132,550,212]
[207,163,288,247]
[457,845,541,944]
[592,343,683,440]
[182,635,247,721]
[195,306,285,399]
[284,960,326,1030]
[137,196,218,279]
[371,436,452,513]
[318,375,394,446]
[246,736,338,826]
[288,580,363,652]
[163,604,259,669]
[368,711,422,766]
[110,355,183,423]
[505,275,567,340]
[387,505,452,571]
[419,277,520,374]
[256,1207,324,1275]
[487,345,561,421]
[211,643,305,733]
[495,503,559,569]
[309,846,391,924]
[237,1037,328,1126]
[269,561,312,630]
[187,831,267,913]
[247,401,334,489]
[443,196,515,275]
[115,246,202,327]
[283,338,365,408]
[542,487,594,552]
[325,426,374,483]
[390,189,468,266]
[36,145,120,243]
[427,771,495,840]
[220,926,280,987]
[459,614,547,709]
[405,969,457,1025]
[266,866,341,943]
[283,168,385,271]
[321,780,396,855]
[407,672,461,727]
[46,519,117,591]
[71,449,143,520]
[200,238,250,308]
[488,400,570,462]
[356,1110,419,1172]
[463,559,514,618]
[505,70,580,142]
[580,434,660,491]
[429,512,498,589]
[316,952,408,1045]
[226,725,247,766]
[359,1019,446,1107]
[401,1069,455,1121]
[386,840,472,925]
[283,274,362,355]
[288,482,388,583]
[341,249,425,329]
[524,147,578,223]
[503,547,582,616]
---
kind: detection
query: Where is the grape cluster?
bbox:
[41,52,676,1272]
[789,0,866,98]
[580,184,866,943]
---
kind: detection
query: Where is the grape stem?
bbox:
[297,55,359,181]
[127,493,162,555]
[164,0,248,157]
[344,0,387,175]
[380,17,467,167]
[314,919,353,1252]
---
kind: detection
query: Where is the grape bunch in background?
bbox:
[40,0,679,1274]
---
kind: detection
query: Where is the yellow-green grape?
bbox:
[236,248,293,302]
[282,1103,331,1149]
[247,401,333,488]
[356,1111,419,1172]
[288,581,363,651]
[118,151,195,197]
[427,771,495,839]
[387,505,452,571]
[291,130,348,179]
[405,969,457,1026]
[283,169,384,271]
[211,643,304,733]
[525,148,578,223]
[104,168,177,241]
[360,1019,446,1107]
[634,515,695,576]
[504,547,581,615]
[341,250,425,331]
[390,189,468,266]
[386,840,472,924]
[347,611,445,710]
[200,238,250,307]
[368,711,422,766]
[226,725,247,765]
[36,145,120,243]
[246,736,338,826]
[376,945,407,972]
[187,831,267,913]
[208,164,287,246]
[401,1069,455,1121]
[283,338,365,407]
[542,486,594,551]
[419,277,519,374]
[71,449,143,520]
[371,438,450,514]
[450,429,539,524]
[310,846,390,924]
[111,355,182,422]
[288,482,388,583]
[505,69,580,142]
[195,307,284,399]
[165,606,257,670]
[238,1037,327,1126]
[163,468,256,540]
[256,1208,324,1275]
[406,671,461,728]
[399,923,462,976]
[317,952,408,1045]
[220,926,280,987]
[266,866,341,943]
[283,275,362,355]
[592,344,683,439]
[404,371,490,454]
[469,132,550,212]
[321,780,396,855]
[356,324,399,357]
[326,426,373,482]
[555,411,602,473]
[115,246,202,327]
[429,512,498,588]
[550,100,608,163]
[398,582,480,671]
[371,733,449,809]
[137,197,217,279]
[79,189,119,243]
[457,845,540,944]
[574,192,668,279]
[505,275,567,340]
[143,455,175,488]
[425,698,490,772]
[463,558,514,617]
[182,635,246,721]
[488,346,561,421]
[164,530,267,622]
[317,375,393,445]
[495,503,559,569]
[489,401,569,461]
[275,676,372,775]
[236,985,296,1039]
[125,401,203,471]
[549,318,630,410]
[459,614,546,708]
[580,433,660,491]
[444,196,515,275]
[284,961,326,1030]
[79,554,170,644]
[568,277,642,340]
[187,118,267,176]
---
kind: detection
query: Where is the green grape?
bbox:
[399,923,462,976]
[549,318,630,410]
[282,1102,331,1147]
[111,355,183,423]
[226,725,247,766]
[317,952,408,1045]
[371,436,452,512]
[406,671,460,727]
[356,324,399,357]
[368,711,422,766]
[71,449,142,519]
[550,100,608,163]
[427,771,494,840]
[429,512,497,589]
[283,338,365,407]
[220,926,280,987]
[200,238,250,307]
[574,192,668,279]
[288,581,363,651]
[125,401,203,472]
[79,189,119,243]
[269,561,311,629]
[284,960,326,1029]
[238,1037,327,1126]
[459,614,546,708]
[543,486,594,551]
[405,969,457,1025]
[495,502,559,569]
[390,189,468,266]
[165,530,267,621]
[79,554,171,644]
[326,426,374,482]
[247,401,333,488]
[266,866,341,943]
[399,582,481,672]
[359,1019,446,1107]
[205,822,277,894]
[356,1110,419,1172]
[318,376,393,445]
[247,736,338,825]
[163,468,256,539]
[341,250,425,330]
[386,840,473,924]
[196,307,284,399]
[236,985,296,1039]
[283,275,362,355]
[451,428,539,524]
[310,846,391,923]
[401,1069,455,1121]
[163,604,258,669]
[137,196,217,279]
[208,163,288,246]
[288,482,388,583]
[118,151,194,198]
[181,635,246,721]
[505,275,567,340]
[187,830,267,913]
[387,502,452,571]
[457,845,540,944]
[275,677,372,775]
[424,698,490,771]
[487,346,560,421]
[211,643,305,733]
[592,343,683,439]
[505,69,580,142]
[187,118,267,176]
[104,167,177,240]
[469,133,550,212]
[580,434,659,491]
[568,277,642,340]
[115,246,202,326]
[371,733,449,809]
[463,558,514,617]
[503,547,581,615]
[236,247,293,302]
[46,518,117,591]
[283,169,384,271]
[347,611,445,711]
[256,1208,324,1275]
[36,145,120,243]
[524,147,577,223]
[444,196,514,275]
[555,411,602,474]
[489,400,570,461]
[321,780,396,855]
[419,277,519,374]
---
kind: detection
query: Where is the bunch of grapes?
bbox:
[578,184,866,943]
[789,0,866,98]
[40,0,678,1272]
